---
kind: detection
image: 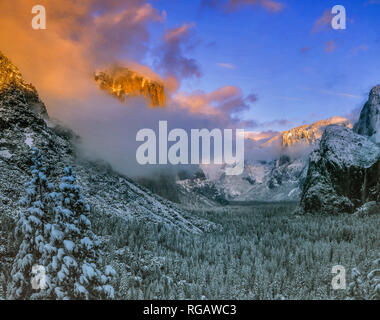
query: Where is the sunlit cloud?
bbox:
[244,131,278,141]
[312,10,333,33]
[172,86,257,124]
[0,0,166,102]
[155,22,201,83]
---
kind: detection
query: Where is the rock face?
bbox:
[263,116,352,148]
[0,53,48,118]
[94,67,166,107]
[0,51,205,233]
[354,85,380,143]
[299,125,380,214]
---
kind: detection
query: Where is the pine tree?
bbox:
[48,166,116,299]
[8,148,54,299]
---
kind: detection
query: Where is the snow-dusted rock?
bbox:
[354,201,379,217]
[299,125,380,214]
[354,85,380,143]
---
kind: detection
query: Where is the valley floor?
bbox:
[93,203,380,300]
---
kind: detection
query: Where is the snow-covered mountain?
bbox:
[177,117,352,203]
[0,51,207,233]
[263,116,352,148]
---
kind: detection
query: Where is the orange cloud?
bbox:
[0,0,165,105]
[172,86,257,127]
[312,10,333,33]
[245,131,278,141]
[164,22,195,42]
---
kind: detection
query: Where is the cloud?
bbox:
[226,0,284,12]
[345,106,362,123]
[217,63,236,69]
[155,22,201,82]
[324,40,336,53]
[201,0,285,13]
[0,0,166,102]
[260,119,293,128]
[365,0,380,5]
[277,96,303,102]
[300,46,310,54]
[351,44,369,55]
[312,10,333,33]
[172,86,257,127]
[303,87,361,99]
[244,130,278,142]
[0,0,262,177]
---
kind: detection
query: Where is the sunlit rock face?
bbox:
[94,67,166,107]
[354,85,380,143]
[263,116,352,148]
[0,51,48,118]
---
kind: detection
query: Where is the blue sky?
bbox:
[147,0,380,131]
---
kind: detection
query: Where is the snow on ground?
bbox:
[0,150,12,158]
[24,132,34,148]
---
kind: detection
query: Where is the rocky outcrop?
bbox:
[354,201,379,217]
[0,52,48,118]
[263,116,352,148]
[94,67,166,107]
[299,125,380,214]
[354,85,380,143]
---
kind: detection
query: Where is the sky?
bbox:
[0,0,380,175]
[147,0,380,131]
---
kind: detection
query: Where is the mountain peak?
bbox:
[354,84,380,143]
[369,84,380,102]
[0,51,48,118]
[262,116,352,148]
[0,51,33,93]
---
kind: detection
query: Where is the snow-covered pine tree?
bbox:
[8,148,55,299]
[49,166,116,300]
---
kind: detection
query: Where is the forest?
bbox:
[91,203,379,300]
[0,151,378,300]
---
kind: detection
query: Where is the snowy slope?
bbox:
[0,51,208,234]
